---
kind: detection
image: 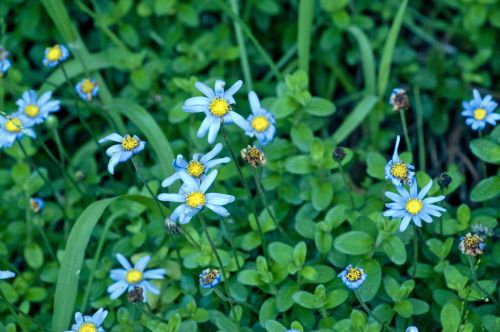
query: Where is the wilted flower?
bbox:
[0,270,15,279]
[98,133,146,174]
[16,90,60,127]
[0,112,36,149]
[127,286,144,303]
[164,217,182,236]
[0,47,12,76]
[65,308,107,332]
[30,197,44,213]
[332,147,346,162]
[384,135,415,187]
[158,170,235,224]
[43,44,69,67]
[241,145,266,167]
[459,233,485,257]
[199,268,221,289]
[161,143,230,188]
[470,224,493,238]
[383,180,446,232]
[182,80,250,144]
[461,89,499,131]
[245,91,276,145]
[338,264,367,289]
[437,172,452,190]
[389,88,409,112]
[76,78,99,101]
[107,253,166,302]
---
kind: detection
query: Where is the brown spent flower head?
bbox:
[241,145,266,168]
[127,286,144,303]
[332,147,346,163]
[438,172,452,190]
[459,232,485,257]
[164,217,182,236]
[390,88,410,112]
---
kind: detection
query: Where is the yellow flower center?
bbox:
[186,161,205,178]
[346,267,362,281]
[248,147,261,159]
[209,98,230,117]
[251,116,270,132]
[464,235,480,247]
[25,104,40,117]
[186,191,206,208]
[473,108,487,120]
[81,79,95,94]
[126,269,143,284]
[405,199,423,215]
[202,270,219,284]
[78,323,97,332]
[47,45,62,61]
[5,118,22,133]
[121,136,139,151]
[391,162,408,180]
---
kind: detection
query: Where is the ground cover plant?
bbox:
[0,0,499,331]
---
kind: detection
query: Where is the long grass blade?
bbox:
[297,0,315,75]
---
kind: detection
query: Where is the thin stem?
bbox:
[354,289,394,332]
[252,168,290,242]
[399,110,413,161]
[52,128,66,166]
[33,216,57,262]
[220,125,269,256]
[214,286,258,314]
[221,218,241,270]
[414,88,425,172]
[467,256,498,305]
[137,303,170,324]
[338,163,355,209]
[439,188,444,236]
[228,0,253,91]
[456,286,471,332]
[0,288,50,332]
[412,224,418,278]
[131,157,166,220]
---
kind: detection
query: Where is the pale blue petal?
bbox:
[116,253,132,270]
[206,203,230,217]
[207,120,221,144]
[417,180,433,200]
[134,255,151,272]
[158,193,185,203]
[206,193,235,205]
[200,170,218,193]
[99,133,122,143]
[200,143,223,164]
[195,82,215,99]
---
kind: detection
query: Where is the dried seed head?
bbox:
[164,217,182,236]
[459,233,485,257]
[127,286,144,303]
[438,172,452,190]
[241,145,266,167]
[332,147,346,162]
[390,88,410,112]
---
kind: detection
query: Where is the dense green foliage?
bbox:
[0,0,499,331]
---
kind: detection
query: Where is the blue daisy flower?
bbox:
[0,270,15,279]
[107,253,166,302]
[338,264,367,289]
[182,80,251,144]
[0,112,36,149]
[245,91,276,146]
[98,133,146,174]
[65,308,108,332]
[461,89,499,131]
[76,78,99,101]
[43,44,69,67]
[158,170,235,224]
[0,47,11,76]
[384,135,415,187]
[383,180,446,232]
[16,90,61,127]
[161,143,230,188]
[199,268,222,289]
[30,197,45,213]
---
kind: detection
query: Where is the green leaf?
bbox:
[269,242,294,265]
[394,300,413,318]
[347,26,376,95]
[304,97,336,117]
[383,236,406,265]
[334,231,374,255]
[331,96,378,144]
[440,303,461,332]
[291,124,314,152]
[285,156,312,174]
[470,139,500,164]
[444,266,468,292]
[408,298,430,315]
[311,181,333,211]
[292,291,319,309]
[470,176,500,202]
[276,281,300,312]
[325,289,349,309]
[297,0,314,74]
[293,242,307,267]
[357,259,382,301]
[24,243,44,269]
[367,152,387,180]
[237,270,263,286]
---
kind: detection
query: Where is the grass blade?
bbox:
[229,0,253,91]
[298,0,315,75]
[347,26,376,96]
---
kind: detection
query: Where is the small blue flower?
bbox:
[0,270,15,279]
[16,90,61,127]
[0,112,36,149]
[245,91,276,146]
[384,135,415,187]
[0,47,11,76]
[107,253,166,302]
[406,327,418,332]
[461,89,499,131]
[182,80,251,144]
[65,308,108,332]
[161,143,230,188]
[43,44,69,67]
[338,264,367,289]
[158,170,235,224]
[76,78,99,101]
[98,133,146,174]
[30,197,45,213]
[199,268,222,289]
[383,180,446,232]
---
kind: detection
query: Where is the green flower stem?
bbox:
[338,163,356,209]
[17,140,69,220]
[220,125,269,257]
[354,289,394,332]
[214,286,258,314]
[34,214,57,262]
[0,288,50,332]
[221,217,242,270]
[136,303,171,325]
[467,256,498,305]
[51,127,66,166]
[456,286,471,332]
[439,188,444,236]
[412,224,418,278]
[414,87,425,172]
[399,110,413,161]
[228,0,253,91]
[251,168,290,242]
